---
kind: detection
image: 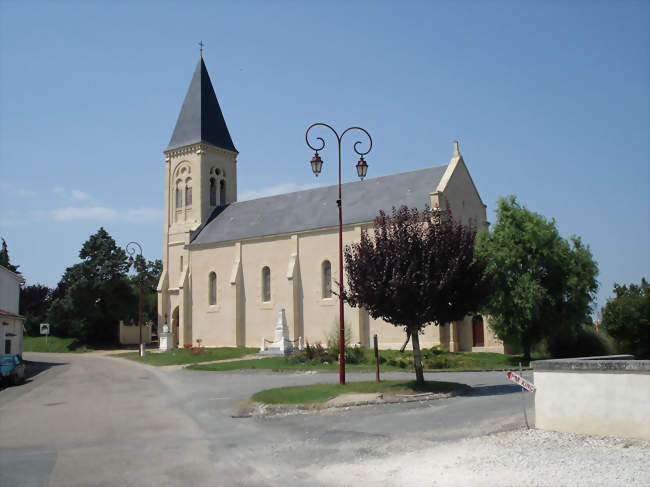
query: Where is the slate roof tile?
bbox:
[190,165,447,245]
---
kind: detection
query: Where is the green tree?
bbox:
[0,238,20,273]
[47,228,136,344]
[475,196,598,361]
[601,278,649,358]
[19,284,53,336]
[344,205,491,384]
[129,256,162,325]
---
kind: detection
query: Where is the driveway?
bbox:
[0,352,532,487]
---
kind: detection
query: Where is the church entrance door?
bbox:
[472,315,484,347]
[172,306,180,348]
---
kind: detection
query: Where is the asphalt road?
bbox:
[0,352,532,487]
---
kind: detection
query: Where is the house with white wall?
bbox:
[0,265,25,355]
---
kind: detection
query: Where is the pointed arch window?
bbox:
[220,179,226,206]
[262,266,271,302]
[209,272,217,305]
[322,260,332,298]
[185,178,192,207]
[175,181,183,209]
[210,178,217,206]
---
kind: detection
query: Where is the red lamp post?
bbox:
[126,241,144,356]
[305,123,372,385]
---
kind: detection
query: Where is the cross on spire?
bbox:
[199,40,204,57]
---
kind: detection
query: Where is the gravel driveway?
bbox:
[312,428,649,487]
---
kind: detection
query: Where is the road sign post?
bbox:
[40,323,50,345]
[506,366,535,429]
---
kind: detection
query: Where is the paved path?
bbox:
[0,352,532,487]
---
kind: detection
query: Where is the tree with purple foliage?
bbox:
[344,205,492,384]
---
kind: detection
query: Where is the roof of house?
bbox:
[0,308,23,319]
[166,57,237,153]
[190,165,448,246]
[0,264,24,283]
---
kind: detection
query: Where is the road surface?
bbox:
[0,352,531,487]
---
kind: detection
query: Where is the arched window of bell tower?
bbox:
[220,179,226,205]
[210,178,217,206]
[185,178,192,207]
[175,180,183,209]
[173,163,192,215]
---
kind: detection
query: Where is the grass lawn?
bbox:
[117,347,259,366]
[250,380,466,404]
[23,336,92,353]
[188,349,546,372]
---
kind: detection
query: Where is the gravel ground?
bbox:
[312,428,650,487]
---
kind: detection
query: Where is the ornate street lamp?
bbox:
[126,241,144,357]
[305,123,373,385]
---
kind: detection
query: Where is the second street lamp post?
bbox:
[126,241,144,357]
[305,123,372,385]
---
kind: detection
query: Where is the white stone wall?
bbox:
[118,321,153,345]
[534,369,650,440]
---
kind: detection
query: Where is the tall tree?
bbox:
[475,196,598,361]
[0,238,20,273]
[601,278,649,358]
[129,256,163,325]
[47,228,136,343]
[344,205,491,384]
[20,284,53,336]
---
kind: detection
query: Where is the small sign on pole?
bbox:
[506,369,535,392]
[40,323,50,344]
[507,366,535,430]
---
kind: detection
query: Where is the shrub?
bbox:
[289,341,337,364]
[601,279,650,358]
[326,320,353,356]
[345,345,366,364]
[545,324,612,358]
[425,356,451,369]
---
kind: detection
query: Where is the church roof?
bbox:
[190,165,448,246]
[166,57,237,153]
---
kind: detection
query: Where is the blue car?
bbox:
[0,354,25,386]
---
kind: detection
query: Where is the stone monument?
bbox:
[260,309,301,355]
[159,323,173,352]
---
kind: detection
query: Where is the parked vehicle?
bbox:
[0,354,25,386]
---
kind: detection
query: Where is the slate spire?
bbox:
[167,57,237,152]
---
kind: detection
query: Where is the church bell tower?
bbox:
[157,56,238,347]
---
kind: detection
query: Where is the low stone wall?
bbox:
[119,321,152,345]
[532,355,650,440]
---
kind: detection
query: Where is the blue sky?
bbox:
[1,0,648,314]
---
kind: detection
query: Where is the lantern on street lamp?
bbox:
[356,155,368,180]
[310,152,323,176]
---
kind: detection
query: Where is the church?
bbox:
[156,57,510,353]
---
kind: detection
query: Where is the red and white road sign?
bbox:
[506,370,536,392]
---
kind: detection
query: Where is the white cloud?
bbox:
[71,190,90,200]
[53,186,65,194]
[0,183,36,198]
[239,182,320,201]
[0,217,24,226]
[51,206,118,221]
[49,206,162,223]
[124,207,163,222]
